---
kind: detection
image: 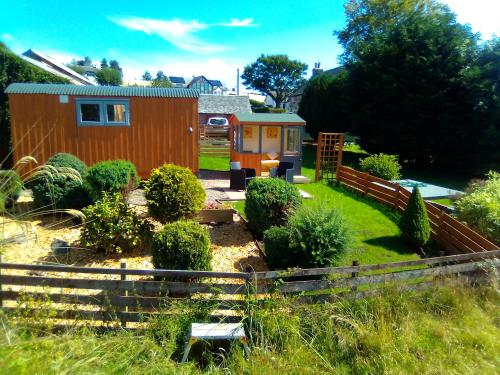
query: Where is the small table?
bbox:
[261,159,280,173]
[181,323,250,362]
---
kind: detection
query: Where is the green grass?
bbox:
[430,198,454,206]
[199,155,230,171]
[1,282,498,374]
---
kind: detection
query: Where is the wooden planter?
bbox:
[196,208,235,224]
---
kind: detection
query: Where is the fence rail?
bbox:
[337,165,498,254]
[1,250,498,327]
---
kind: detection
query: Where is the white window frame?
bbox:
[76,98,130,126]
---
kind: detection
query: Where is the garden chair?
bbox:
[230,168,255,190]
[270,161,294,183]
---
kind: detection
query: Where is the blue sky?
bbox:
[1,0,498,91]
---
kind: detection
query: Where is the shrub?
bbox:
[144,164,205,222]
[263,226,292,270]
[245,178,302,237]
[399,187,431,248]
[0,170,23,207]
[30,153,92,209]
[152,221,212,271]
[455,171,500,244]
[86,160,138,199]
[80,192,152,254]
[360,153,402,180]
[289,204,351,268]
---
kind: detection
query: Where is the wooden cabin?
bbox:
[5,83,199,177]
[229,113,306,176]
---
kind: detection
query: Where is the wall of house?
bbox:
[8,94,199,178]
[261,126,281,154]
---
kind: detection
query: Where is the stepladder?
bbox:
[181,323,250,363]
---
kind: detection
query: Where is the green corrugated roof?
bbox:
[233,112,305,124]
[5,83,199,98]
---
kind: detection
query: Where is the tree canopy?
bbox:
[299,0,499,172]
[95,67,122,86]
[242,54,307,108]
[150,71,173,88]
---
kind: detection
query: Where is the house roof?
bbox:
[5,83,200,98]
[231,112,305,125]
[199,95,251,114]
[169,76,186,84]
[21,49,95,85]
[208,80,223,87]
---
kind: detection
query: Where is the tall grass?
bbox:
[1,280,498,374]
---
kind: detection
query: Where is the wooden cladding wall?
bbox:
[337,165,498,254]
[8,94,199,177]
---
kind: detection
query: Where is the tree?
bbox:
[95,67,122,86]
[142,71,152,81]
[109,60,123,77]
[399,187,431,249]
[335,0,482,169]
[100,58,108,69]
[0,43,68,166]
[75,56,93,67]
[242,54,307,108]
[150,71,173,88]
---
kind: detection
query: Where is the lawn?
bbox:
[199,155,229,171]
[223,146,419,266]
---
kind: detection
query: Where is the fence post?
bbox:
[120,261,127,328]
[393,185,401,210]
[0,254,3,308]
[351,260,359,292]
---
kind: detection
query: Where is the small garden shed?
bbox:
[229,113,306,176]
[5,83,200,177]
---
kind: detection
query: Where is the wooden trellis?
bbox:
[315,132,344,182]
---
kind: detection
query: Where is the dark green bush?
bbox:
[152,221,212,271]
[245,178,302,237]
[144,164,205,222]
[288,204,351,268]
[86,160,138,199]
[360,153,402,180]
[399,187,431,248]
[0,170,23,208]
[30,153,92,209]
[263,226,293,270]
[80,192,152,254]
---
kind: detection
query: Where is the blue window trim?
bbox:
[76,98,130,127]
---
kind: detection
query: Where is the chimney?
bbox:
[312,62,323,77]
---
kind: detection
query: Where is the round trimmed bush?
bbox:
[80,192,152,254]
[144,164,205,222]
[263,226,293,270]
[0,170,23,208]
[245,178,302,237]
[360,153,402,180]
[30,153,92,209]
[86,160,138,199]
[152,221,212,271]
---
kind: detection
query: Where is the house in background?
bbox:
[20,49,95,85]
[198,94,252,126]
[6,83,200,177]
[188,76,227,95]
[169,76,186,88]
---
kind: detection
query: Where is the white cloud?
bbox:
[443,0,500,40]
[1,33,14,41]
[109,16,226,53]
[219,18,257,27]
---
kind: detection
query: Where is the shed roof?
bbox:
[199,95,251,114]
[232,112,305,125]
[5,83,200,98]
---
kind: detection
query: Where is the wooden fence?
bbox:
[336,165,498,254]
[1,250,498,327]
[199,138,230,157]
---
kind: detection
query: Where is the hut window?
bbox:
[76,99,130,126]
[284,127,300,154]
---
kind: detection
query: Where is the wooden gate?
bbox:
[315,132,344,181]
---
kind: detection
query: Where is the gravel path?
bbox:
[197,170,230,202]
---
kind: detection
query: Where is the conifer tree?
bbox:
[399,187,431,248]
